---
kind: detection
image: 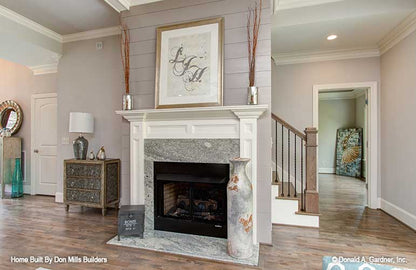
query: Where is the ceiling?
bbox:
[0,0,119,35]
[273,0,416,56]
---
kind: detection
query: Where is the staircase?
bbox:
[271,114,320,227]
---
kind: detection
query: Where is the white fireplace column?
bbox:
[232,109,265,244]
[116,105,268,243]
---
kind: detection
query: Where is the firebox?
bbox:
[154,161,228,238]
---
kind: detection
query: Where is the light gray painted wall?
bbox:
[381,30,416,216]
[355,95,366,130]
[318,99,356,171]
[0,58,57,188]
[272,57,380,195]
[56,36,123,199]
[121,0,272,243]
[272,58,380,131]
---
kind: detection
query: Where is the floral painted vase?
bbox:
[227,157,253,259]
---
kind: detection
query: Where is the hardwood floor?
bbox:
[1,175,415,269]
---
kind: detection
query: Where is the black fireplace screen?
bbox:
[154,161,228,238]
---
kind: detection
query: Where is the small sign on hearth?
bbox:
[118,205,145,241]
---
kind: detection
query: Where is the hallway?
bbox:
[319,174,367,231]
[267,174,416,269]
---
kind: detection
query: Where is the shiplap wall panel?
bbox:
[130,40,156,56]
[130,67,155,82]
[121,0,272,244]
[225,40,271,59]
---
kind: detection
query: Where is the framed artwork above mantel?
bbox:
[155,17,224,109]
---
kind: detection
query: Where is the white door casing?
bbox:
[31,93,58,196]
[312,82,379,209]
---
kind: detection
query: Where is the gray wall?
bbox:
[318,98,356,171]
[355,95,366,131]
[381,30,416,216]
[56,36,123,198]
[272,57,380,131]
[0,58,57,189]
[121,0,272,243]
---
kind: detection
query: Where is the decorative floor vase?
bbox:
[11,158,23,198]
[227,157,253,259]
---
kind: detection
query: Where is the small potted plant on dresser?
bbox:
[63,158,120,216]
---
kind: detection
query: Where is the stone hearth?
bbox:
[107,231,259,266]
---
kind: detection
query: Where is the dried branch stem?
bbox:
[120,23,130,94]
[247,0,262,87]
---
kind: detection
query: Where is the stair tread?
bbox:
[295,210,321,217]
[275,182,300,200]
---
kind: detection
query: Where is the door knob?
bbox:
[34,149,39,153]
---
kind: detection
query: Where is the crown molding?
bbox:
[62,26,121,43]
[1,4,121,44]
[378,10,416,55]
[273,47,380,66]
[275,0,342,12]
[28,63,59,75]
[130,0,163,5]
[104,0,131,12]
[104,0,163,12]
[0,5,62,42]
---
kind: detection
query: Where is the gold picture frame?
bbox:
[155,17,224,109]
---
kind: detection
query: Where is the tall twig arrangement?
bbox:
[120,23,130,94]
[247,0,262,87]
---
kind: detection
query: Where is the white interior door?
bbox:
[32,94,57,196]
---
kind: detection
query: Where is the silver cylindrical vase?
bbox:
[73,135,88,160]
[122,94,133,110]
[227,157,253,259]
[247,86,258,105]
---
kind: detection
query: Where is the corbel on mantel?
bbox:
[116,104,268,243]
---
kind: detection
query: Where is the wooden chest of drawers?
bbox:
[64,159,120,216]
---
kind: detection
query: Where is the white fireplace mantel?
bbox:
[116,104,268,243]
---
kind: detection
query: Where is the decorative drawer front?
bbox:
[66,178,101,190]
[66,163,102,178]
[66,189,100,204]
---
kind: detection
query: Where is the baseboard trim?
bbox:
[380,198,416,230]
[319,168,335,174]
[23,185,31,194]
[272,223,319,229]
[55,192,63,203]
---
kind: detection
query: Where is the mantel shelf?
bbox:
[115,104,268,122]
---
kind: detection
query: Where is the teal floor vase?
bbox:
[11,158,23,198]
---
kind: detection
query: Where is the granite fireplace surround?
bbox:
[110,106,267,266]
[143,139,239,232]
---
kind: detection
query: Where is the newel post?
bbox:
[304,127,319,214]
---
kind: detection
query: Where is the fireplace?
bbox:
[154,161,228,238]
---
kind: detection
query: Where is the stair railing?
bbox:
[272,113,319,214]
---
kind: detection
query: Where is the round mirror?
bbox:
[0,100,23,135]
